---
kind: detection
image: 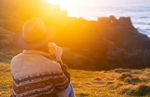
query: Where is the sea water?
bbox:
[58,0,150,37]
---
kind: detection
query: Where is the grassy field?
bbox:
[1,63,150,97]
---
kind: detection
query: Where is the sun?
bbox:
[43,0,79,10]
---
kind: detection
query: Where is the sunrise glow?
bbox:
[44,0,80,10]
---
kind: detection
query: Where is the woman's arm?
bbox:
[57,60,70,81]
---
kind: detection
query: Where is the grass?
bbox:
[1,63,150,97]
[0,63,13,96]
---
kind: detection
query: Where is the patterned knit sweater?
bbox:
[11,50,70,97]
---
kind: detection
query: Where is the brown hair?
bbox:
[33,42,49,53]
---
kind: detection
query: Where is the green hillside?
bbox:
[1,62,150,97]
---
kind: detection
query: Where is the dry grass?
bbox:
[0,63,13,96]
[1,63,150,97]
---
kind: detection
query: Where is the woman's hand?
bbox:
[54,46,63,61]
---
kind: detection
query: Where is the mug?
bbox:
[48,42,56,55]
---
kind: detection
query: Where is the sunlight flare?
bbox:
[44,0,80,10]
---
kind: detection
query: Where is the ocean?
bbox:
[45,0,150,37]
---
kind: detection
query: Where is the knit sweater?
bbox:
[11,50,70,97]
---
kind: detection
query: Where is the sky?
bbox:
[44,0,149,10]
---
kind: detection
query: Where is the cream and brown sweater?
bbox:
[11,50,70,97]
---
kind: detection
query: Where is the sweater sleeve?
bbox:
[52,72,70,90]
[52,61,70,90]
[56,60,70,81]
